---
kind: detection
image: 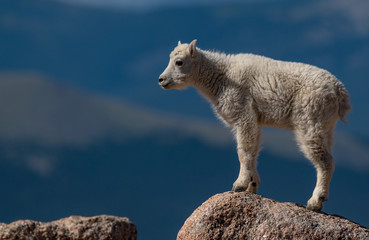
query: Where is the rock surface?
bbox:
[0,215,137,240]
[178,191,369,240]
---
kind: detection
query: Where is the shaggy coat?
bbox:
[159,40,351,211]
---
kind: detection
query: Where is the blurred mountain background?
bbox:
[1,0,368,239]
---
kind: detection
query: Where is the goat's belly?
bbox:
[257,108,294,129]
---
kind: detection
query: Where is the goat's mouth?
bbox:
[159,81,172,89]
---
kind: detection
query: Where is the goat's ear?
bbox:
[178,40,182,46]
[189,39,197,58]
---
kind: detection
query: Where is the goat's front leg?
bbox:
[232,123,261,193]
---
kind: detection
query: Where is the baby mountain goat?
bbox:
[158,40,351,211]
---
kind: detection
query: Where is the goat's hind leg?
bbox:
[295,127,335,211]
[307,151,334,211]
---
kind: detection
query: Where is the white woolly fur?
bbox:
[159,40,351,211]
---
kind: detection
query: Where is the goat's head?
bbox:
[159,39,198,90]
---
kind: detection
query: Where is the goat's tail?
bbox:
[337,84,351,123]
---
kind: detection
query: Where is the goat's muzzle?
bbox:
[158,75,171,89]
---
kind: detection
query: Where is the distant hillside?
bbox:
[0,72,232,147]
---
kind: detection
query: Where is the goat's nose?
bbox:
[158,76,165,83]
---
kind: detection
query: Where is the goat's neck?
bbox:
[194,50,228,104]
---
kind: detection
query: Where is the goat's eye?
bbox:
[175,59,183,66]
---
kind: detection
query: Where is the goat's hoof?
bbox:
[306,203,323,211]
[246,182,258,193]
[232,185,246,192]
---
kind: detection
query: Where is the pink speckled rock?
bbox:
[0,215,136,240]
[178,191,369,240]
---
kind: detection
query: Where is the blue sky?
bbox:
[53,0,246,9]
[52,0,369,36]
